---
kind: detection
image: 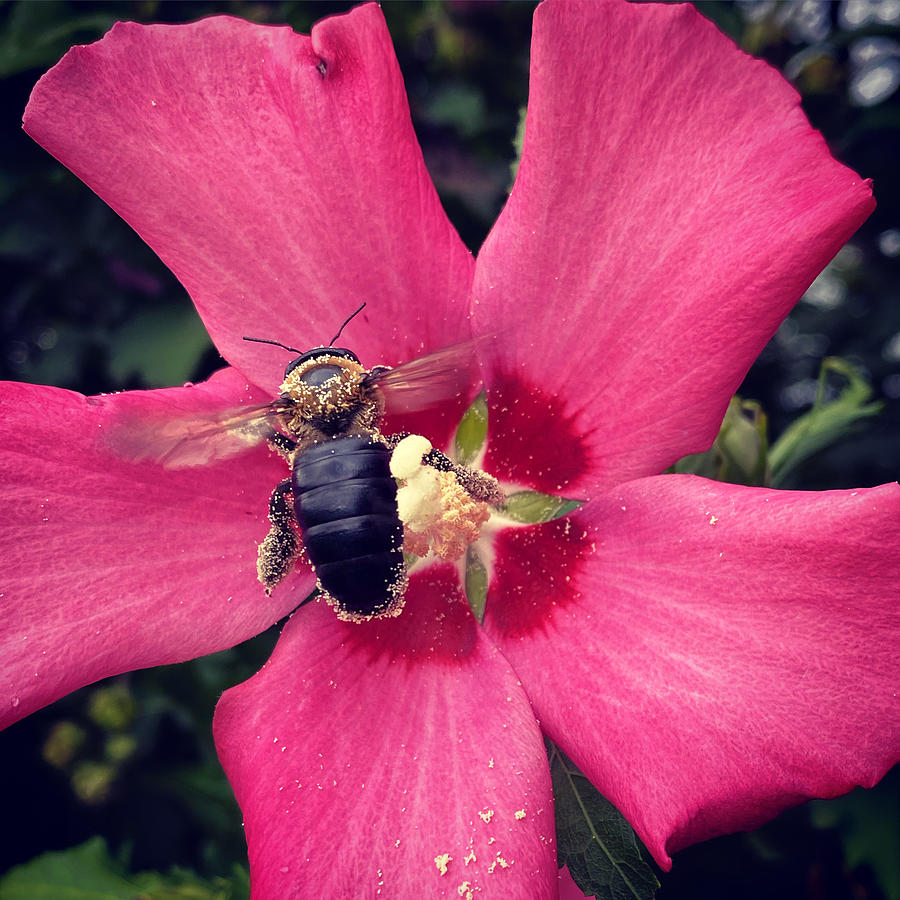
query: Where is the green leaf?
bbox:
[108,305,213,388]
[454,391,489,466]
[498,490,582,524]
[156,764,242,835]
[549,743,659,900]
[0,838,249,900]
[509,105,527,188]
[0,2,115,78]
[769,357,883,487]
[423,84,487,138]
[810,776,900,900]
[0,837,160,899]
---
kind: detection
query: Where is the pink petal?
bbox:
[0,368,312,730]
[214,565,557,898]
[23,5,474,394]
[483,476,900,868]
[473,1,874,496]
[558,866,588,899]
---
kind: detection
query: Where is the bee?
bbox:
[112,305,501,621]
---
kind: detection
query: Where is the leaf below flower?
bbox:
[549,742,659,900]
[0,836,250,900]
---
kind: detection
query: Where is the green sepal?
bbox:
[549,742,659,900]
[768,357,883,487]
[454,390,489,466]
[671,396,769,486]
[464,545,488,623]
[499,490,582,524]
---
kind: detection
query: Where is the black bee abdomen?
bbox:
[292,437,404,618]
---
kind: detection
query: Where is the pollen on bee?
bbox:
[323,560,409,623]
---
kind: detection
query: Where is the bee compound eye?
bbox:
[298,363,345,387]
[283,346,360,380]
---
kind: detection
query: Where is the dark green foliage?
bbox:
[810,769,900,900]
[0,837,250,900]
[550,742,659,900]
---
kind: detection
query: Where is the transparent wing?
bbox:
[107,400,289,469]
[370,337,490,414]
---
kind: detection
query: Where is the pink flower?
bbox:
[3,2,898,897]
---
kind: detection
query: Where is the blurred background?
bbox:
[1,1,897,898]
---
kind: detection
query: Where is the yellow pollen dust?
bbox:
[283,368,363,419]
[391,436,491,560]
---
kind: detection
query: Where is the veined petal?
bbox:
[0,368,311,730]
[23,4,474,393]
[214,566,556,899]
[473,1,874,496]
[483,476,900,868]
[558,866,588,900]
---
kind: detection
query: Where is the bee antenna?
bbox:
[329,302,367,346]
[242,336,302,354]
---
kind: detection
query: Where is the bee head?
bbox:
[283,346,360,384]
[243,303,367,386]
[279,347,378,436]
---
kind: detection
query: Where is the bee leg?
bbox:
[257,478,300,595]
[422,447,505,506]
[382,431,410,450]
[265,431,297,463]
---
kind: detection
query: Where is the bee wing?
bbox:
[370,338,488,413]
[107,400,287,469]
